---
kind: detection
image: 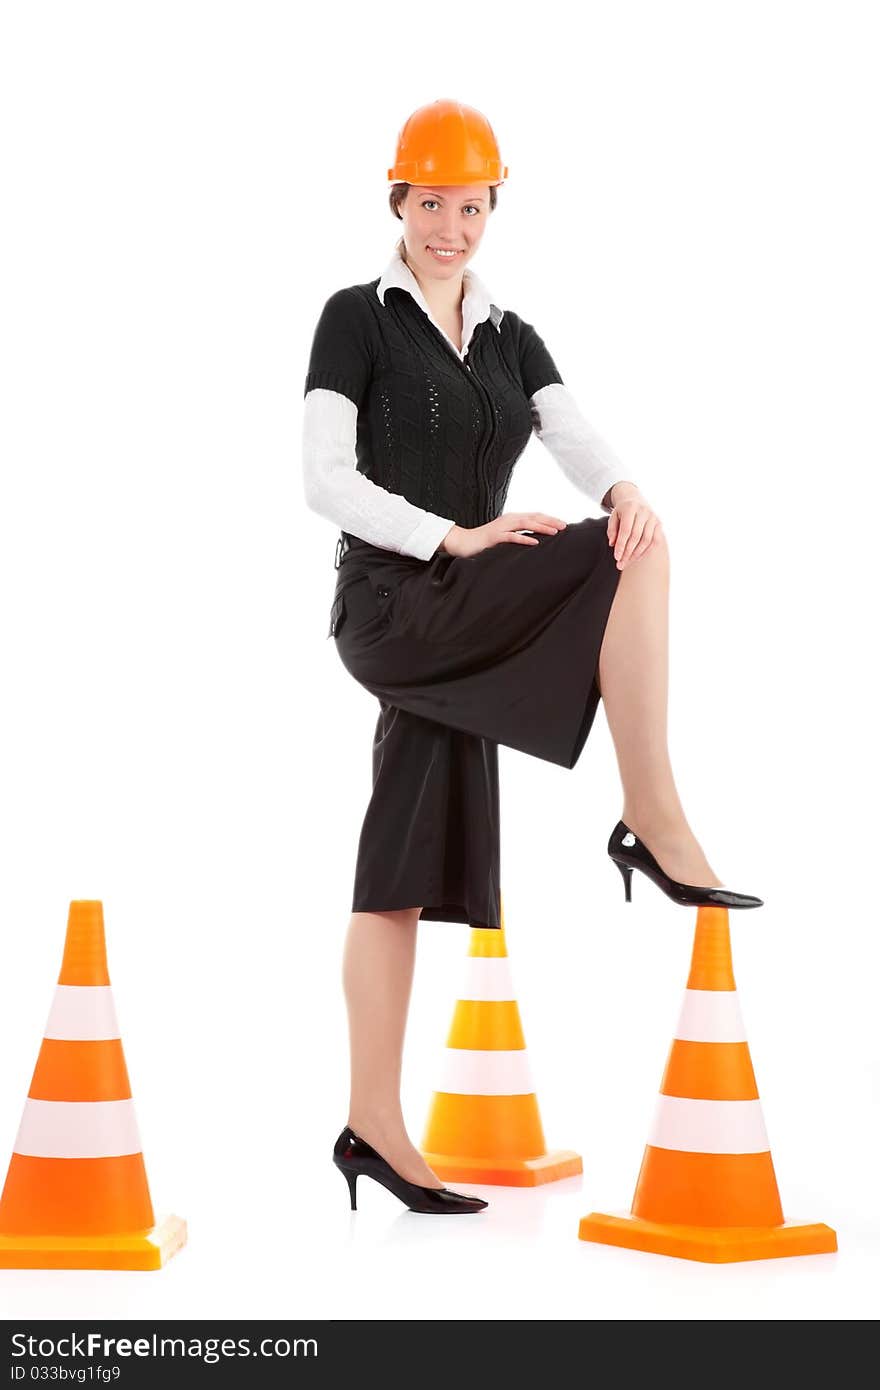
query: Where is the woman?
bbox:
[302,99,762,1216]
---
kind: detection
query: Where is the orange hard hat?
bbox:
[388,99,508,186]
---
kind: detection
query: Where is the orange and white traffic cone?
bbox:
[0,900,186,1270]
[579,905,837,1262]
[421,896,581,1186]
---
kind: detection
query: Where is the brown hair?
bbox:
[389,182,498,220]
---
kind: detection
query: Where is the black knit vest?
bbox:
[304,279,564,532]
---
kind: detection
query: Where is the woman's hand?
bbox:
[606,483,663,570]
[440,513,568,558]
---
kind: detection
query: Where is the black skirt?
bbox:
[328,514,622,929]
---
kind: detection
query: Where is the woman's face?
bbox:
[400,184,491,283]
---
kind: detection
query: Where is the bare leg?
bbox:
[597,531,724,888]
[342,908,444,1187]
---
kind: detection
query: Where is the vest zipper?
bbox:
[463,354,497,522]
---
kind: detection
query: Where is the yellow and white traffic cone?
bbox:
[421,896,581,1186]
[579,905,837,1261]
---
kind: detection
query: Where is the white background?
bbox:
[0,0,877,1323]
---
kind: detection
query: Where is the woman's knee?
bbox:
[623,520,668,577]
[646,520,668,561]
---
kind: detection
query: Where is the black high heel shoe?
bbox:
[608,820,763,909]
[333,1126,489,1214]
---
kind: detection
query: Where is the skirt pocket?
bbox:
[328,573,393,639]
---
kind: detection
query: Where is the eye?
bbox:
[421,200,481,215]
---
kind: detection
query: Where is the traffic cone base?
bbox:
[0,1213,187,1271]
[423,1154,581,1186]
[578,1212,837,1264]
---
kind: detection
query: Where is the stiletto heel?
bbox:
[607,820,763,910]
[339,1165,358,1210]
[615,859,633,903]
[333,1126,488,1214]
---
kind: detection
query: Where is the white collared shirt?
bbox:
[376,236,504,361]
[303,243,630,561]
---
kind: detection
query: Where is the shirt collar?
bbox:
[376,240,503,357]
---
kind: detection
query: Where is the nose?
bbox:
[438,215,461,243]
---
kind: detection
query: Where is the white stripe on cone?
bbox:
[457,957,516,1002]
[647,1095,770,1155]
[14,1099,143,1159]
[43,985,121,1041]
[674,989,747,1043]
[436,1048,535,1096]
